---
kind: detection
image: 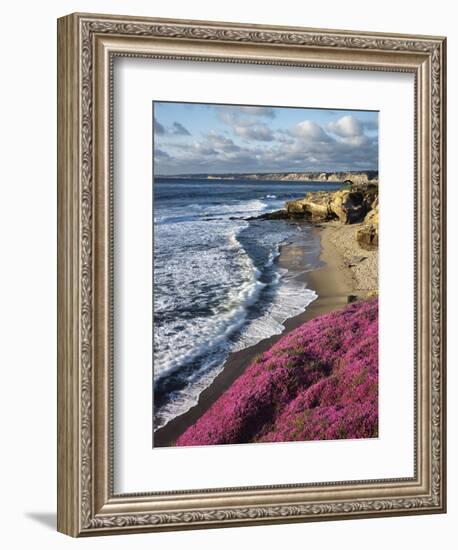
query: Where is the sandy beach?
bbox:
[321,220,378,294]
[153,220,377,447]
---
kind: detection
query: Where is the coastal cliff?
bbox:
[286,184,377,223]
[243,170,378,185]
[160,170,378,185]
[161,181,379,447]
[258,183,379,254]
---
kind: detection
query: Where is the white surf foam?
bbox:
[153,194,320,430]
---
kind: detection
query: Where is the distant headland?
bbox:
[156,170,378,186]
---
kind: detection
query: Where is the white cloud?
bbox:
[233,124,274,142]
[327,115,363,138]
[192,143,218,156]
[290,120,331,142]
[207,131,241,152]
[218,106,276,140]
[155,111,378,174]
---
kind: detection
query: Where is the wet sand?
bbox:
[153,223,358,447]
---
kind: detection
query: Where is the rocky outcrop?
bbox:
[250,209,290,220]
[251,182,379,252]
[285,184,378,225]
[286,192,330,221]
[356,201,379,250]
[330,187,377,223]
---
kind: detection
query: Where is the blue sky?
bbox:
[153,102,378,175]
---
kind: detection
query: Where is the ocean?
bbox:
[153,178,343,430]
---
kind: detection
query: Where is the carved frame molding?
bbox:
[57,13,446,536]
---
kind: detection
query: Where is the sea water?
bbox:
[153,178,342,429]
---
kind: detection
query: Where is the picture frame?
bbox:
[57,12,446,537]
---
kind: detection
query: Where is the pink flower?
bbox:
[176,298,378,446]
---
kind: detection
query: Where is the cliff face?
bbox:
[256,183,379,252]
[286,184,378,225]
[356,198,379,251]
[162,170,379,184]
[245,170,378,185]
[176,298,378,446]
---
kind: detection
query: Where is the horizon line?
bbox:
[154,168,379,178]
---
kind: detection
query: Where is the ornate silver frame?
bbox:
[57,13,446,536]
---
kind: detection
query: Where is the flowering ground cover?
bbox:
[176,298,378,446]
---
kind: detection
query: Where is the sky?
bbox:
[153,102,378,175]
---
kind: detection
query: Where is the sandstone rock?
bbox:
[357,205,379,250]
[248,209,290,220]
[285,185,377,225]
[370,195,379,210]
[364,204,379,225]
[366,290,379,299]
[286,192,331,221]
[330,189,366,223]
[356,226,378,250]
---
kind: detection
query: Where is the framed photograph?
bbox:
[57,13,446,536]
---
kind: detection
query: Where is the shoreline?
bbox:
[153,222,358,448]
